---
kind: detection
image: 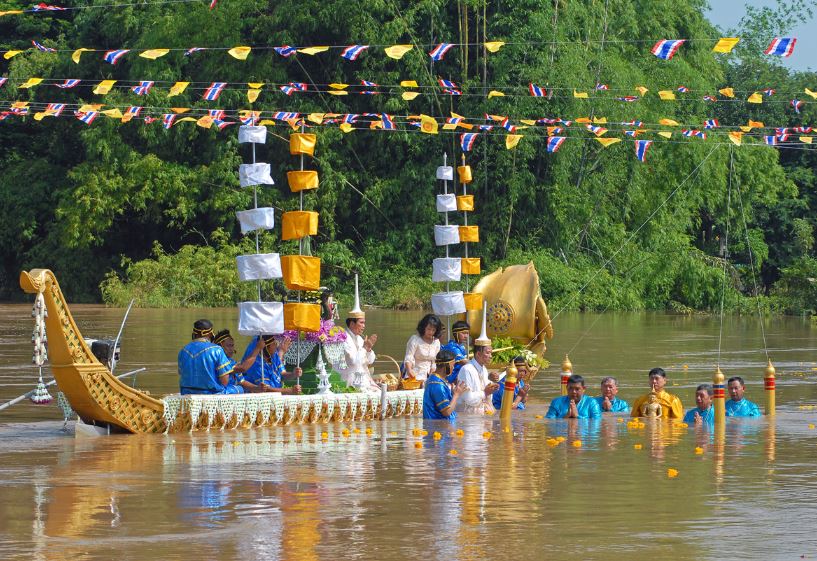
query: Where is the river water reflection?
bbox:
[0,304,816,560]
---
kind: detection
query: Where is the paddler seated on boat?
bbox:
[545,374,601,419]
[423,350,467,421]
[491,356,530,411]
[595,376,630,413]
[213,329,267,393]
[440,320,470,384]
[240,336,302,394]
[725,376,762,417]
[178,319,248,395]
[683,384,715,425]
[630,367,684,419]
[402,313,442,383]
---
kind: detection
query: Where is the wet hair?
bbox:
[452,320,470,334]
[567,374,585,387]
[727,376,745,387]
[648,367,667,378]
[213,329,232,345]
[192,319,214,340]
[416,314,443,338]
[601,376,618,387]
[696,383,714,396]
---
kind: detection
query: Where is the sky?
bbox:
[707,0,815,71]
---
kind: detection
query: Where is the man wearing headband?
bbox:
[491,356,531,411]
[423,350,467,421]
[178,319,244,395]
[440,320,471,384]
[214,329,266,393]
[240,336,302,394]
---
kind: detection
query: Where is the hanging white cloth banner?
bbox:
[239,163,274,187]
[432,258,462,282]
[236,253,282,281]
[436,194,457,213]
[436,166,454,181]
[434,225,461,246]
[236,207,275,234]
[238,125,267,144]
[431,291,466,316]
[237,302,285,336]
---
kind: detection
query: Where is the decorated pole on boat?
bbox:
[764,360,776,416]
[560,355,573,396]
[499,361,518,427]
[713,366,726,429]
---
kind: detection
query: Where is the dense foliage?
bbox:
[1,0,815,316]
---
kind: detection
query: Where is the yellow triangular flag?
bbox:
[384,45,413,59]
[739,126,752,132]
[340,123,353,133]
[258,120,275,126]
[308,113,325,124]
[658,90,676,101]
[33,112,48,121]
[140,49,170,60]
[78,104,103,113]
[505,134,523,150]
[484,41,505,53]
[659,119,680,126]
[573,90,589,99]
[800,136,813,144]
[747,92,763,103]
[196,115,214,128]
[328,91,348,96]
[177,117,196,123]
[804,88,817,99]
[400,80,418,88]
[93,80,116,95]
[402,91,420,101]
[168,81,190,97]
[593,117,607,124]
[4,50,22,60]
[521,119,537,126]
[442,123,458,131]
[420,114,438,134]
[596,137,621,147]
[712,38,740,53]
[101,108,123,118]
[487,90,505,98]
[576,117,592,124]
[0,10,24,16]
[71,48,91,64]
[329,83,348,89]
[728,131,743,145]
[719,87,735,98]
[19,78,44,89]
[298,46,329,55]
[451,112,467,120]
[635,86,649,96]
[248,82,264,89]
[247,89,261,103]
[748,119,764,128]
[459,123,474,130]
[658,131,673,139]
[228,46,251,60]
[171,107,190,114]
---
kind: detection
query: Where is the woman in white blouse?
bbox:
[403,314,443,382]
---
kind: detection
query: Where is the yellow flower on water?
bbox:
[341,429,350,437]
[617,417,624,423]
[633,444,642,450]
[637,422,646,429]
[412,428,421,436]
[456,429,465,437]
[353,428,361,434]
[485,409,495,416]
[321,432,329,440]
[365,428,373,435]
[556,436,566,443]
[572,440,582,448]
[678,423,689,428]
[809,424,815,429]
[695,447,704,454]
[421,430,429,436]
[414,441,423,449]
[546,438,559,447]
[483,431,492,439]
[433,431,442,440]
[295,431,302,439]
[450,450,458,456]
[683,364,689,369]
[535,415,544,419]
[667,468,679,478]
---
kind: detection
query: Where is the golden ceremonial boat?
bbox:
[20,268,424,434]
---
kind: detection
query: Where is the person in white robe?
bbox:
[334,276,380,393]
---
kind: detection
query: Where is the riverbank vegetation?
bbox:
[1,0,815,317]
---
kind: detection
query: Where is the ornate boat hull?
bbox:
[20,269,423,434]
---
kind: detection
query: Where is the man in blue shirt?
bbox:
[178,319,244,395]
[546,374,602,419]
[241,336,302,394]
[725,376,762,417]
[214,329,266,393]
[492,356,530,411]
[594,376,630,413]
[683,384,715,424]
[423,350,466,421]
[440,320,470,384]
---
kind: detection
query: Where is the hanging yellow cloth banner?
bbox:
[287,170,319,192]
[290,133,316,156]
[140,49,170,60]
[283,303,321,332]
[93,80,116,94]
[298,46,329,55]
[461,258,481,275]
[4,50,23,60]
[385,45,413,59]
[459,225,479,243]
[658,131,673,138]
[488,90,505,98]
[747,92,763,103]
[400,80,418,88]
[196,115,213,128]
[457,165,472,184]
[712,38,740,53]
[71,48,91,63]
[505,134,523,150]
[596,137,621,147]
[456,195,474,212]
[658,90,676,100]
[101,108,123,118]
[718,87,735,98]
[228,46,252,60]
[800,136,813,144]
[19,78,44,89]
[402,91,420,101]
[484,41,505,53]
[168,81,190,97]
[573,90,588,99]
[805,88,817,99]
[247,89,261,102]
[280,255,322,291]
[463,292,484,311]
[420,115,438,134]
[281,211,319,240]
[728,131,743,145]
[659,118,680,126]
[635,86,649,95]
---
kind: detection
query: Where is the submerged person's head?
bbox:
[601,376,619,399]
[728,376,746,401]
[192,319,214,341]
[695,384,714,410]
[648,367,667,392]
[567,374,586,402]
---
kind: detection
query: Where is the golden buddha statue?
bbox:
[640,391,663,418]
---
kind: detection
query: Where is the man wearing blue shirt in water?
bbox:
[546,374,602,419]
[423,350,466,421]
[683,384,715,424]
[725,376,762,417]
[594,376,630,413]
[440,320,470,384]
[492,356,530,411]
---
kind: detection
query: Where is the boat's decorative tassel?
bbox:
[30,291,52,405]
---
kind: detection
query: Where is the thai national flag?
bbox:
[703,95,717,102]
[595,83,609,90]
[31,40,56,52]
[439,79,458,90]
[280,85,296,96]
[185,47,205,56]
[104,49,130,64]
[209,0,217,9]
[764,37,796,57]
[343,114,358,124]
[791,99,804,114]
[32,3,67,10]
[46,103,65,116]
[56,79,80,89]
[213,119,234,130]
[624,120,643,126]
[547,136,566,153]
[143,116,157,124]
[77,111,99,125]
[341,45,369,61]
[126,106,142,116]
[529,83,546,97]
[361,80,378,88]
[624,130,639,137]
[549,127,563,135]
[292,82,307,91]
[202,82,227,100]
[616,96,639,102]
[794,126,813,133]
[429,43,454,61]
[586,124,607,136]
[208,109,225,120]
[447,117,463,125]
[634,140,652,162]
[764,136,778,145]
[537,118,557,125]
[777,133,792,142]
[162,114,176,129]
[775,128,790,135]
[442,89,461,95]
[651,39,685,60]
[704,119,719,129]
[132,81,154,95]
[460,132,478,152]
[274,45,297,57]
[478,125,493,131]
[381,113,395,130]
[501,117,516,133]
[0,78,6,88]
[682,129,706,139]
[677,86,688,93]
[763,88,776,96]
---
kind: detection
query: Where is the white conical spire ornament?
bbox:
[475,301,491,346]
[348,274,365,319]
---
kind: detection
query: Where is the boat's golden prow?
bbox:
[20,269,166,433]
